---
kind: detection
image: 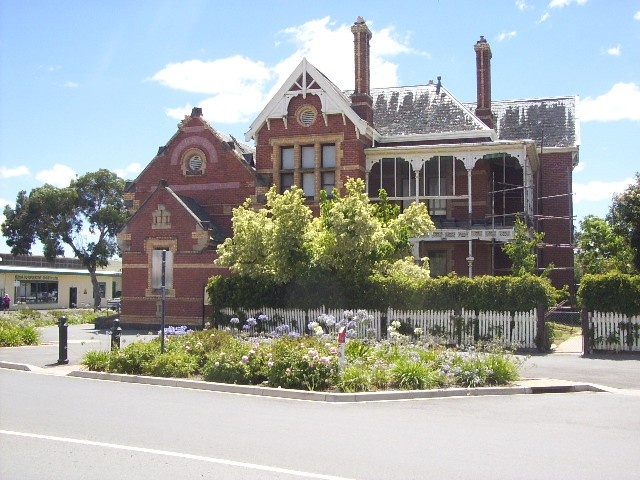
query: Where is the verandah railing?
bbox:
[217,307,538,348]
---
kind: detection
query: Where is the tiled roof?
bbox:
[349,80,578,148]
[367,84,490,137]
[177,195,226,244]
[478,97,578,148]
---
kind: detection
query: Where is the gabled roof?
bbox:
[245,58,373,141]
[127,113,256,192]
[121,182,225,245]
[369,83,495,142]
[464,96,579,149]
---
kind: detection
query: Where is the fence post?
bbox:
[535,304,546,352]
[581,308,590,355]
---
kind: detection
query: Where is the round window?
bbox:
[298,107,316,127]
[188,155,203,172]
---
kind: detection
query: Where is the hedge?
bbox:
[578,273,640,316]
[207,273,561,314]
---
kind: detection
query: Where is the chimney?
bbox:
[350,16,373,125]
[474,36,495,129]
[191,107,203,118]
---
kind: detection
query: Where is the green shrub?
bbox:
[483,353,520,385]
[108,341,161,374]
[202,351,250,384]
[0,321,40,347]
[337,364,373,392]
[145,350,198,378]
[267,337,338,391]
[82,350,111,372]
[453,356,491,387]
[390,360,442,390]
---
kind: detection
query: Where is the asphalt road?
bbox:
[1,369,639,479]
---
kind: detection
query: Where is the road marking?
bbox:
[0,429,356,480]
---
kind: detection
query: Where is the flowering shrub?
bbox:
[267,337,338,391]
[81,311,522,392]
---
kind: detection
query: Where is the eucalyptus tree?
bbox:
[2,169,129,309]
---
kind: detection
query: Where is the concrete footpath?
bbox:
[0,324,635,402]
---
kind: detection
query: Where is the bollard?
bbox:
[57,316,69,365]
[111,318,122,350]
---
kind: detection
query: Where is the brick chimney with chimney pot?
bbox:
[474,36,496,129]
[350,16,374,125]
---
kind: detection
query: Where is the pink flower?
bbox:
[241,355,249,363]
[268,361,274,368]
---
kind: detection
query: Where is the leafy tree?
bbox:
[310,178,434,281]
[2,169,129,309]
[216,178,434,283]
[215,186,312,283]
[502,217,544,276]
[607,173,640,271]
[576,215,634,275]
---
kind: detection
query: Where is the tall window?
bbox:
[321,145,336,195]
[279,143,337,200]
[420,156,453,217]
[426,250,447,277]
[280,147,295,193]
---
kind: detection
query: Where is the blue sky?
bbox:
[1,0,639,255]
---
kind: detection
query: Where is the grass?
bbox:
[0,308,104,347]
[548,321,581,346]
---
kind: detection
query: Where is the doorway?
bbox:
[69,287,77,308]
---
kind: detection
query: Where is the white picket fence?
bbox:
[218,307,537,348]
[590,312,640,352]
[388,309,537,348]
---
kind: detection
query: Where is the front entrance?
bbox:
[69,287,77,308]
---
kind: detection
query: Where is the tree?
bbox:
[2,169,130,309]
[215,186,312,283]
[502,217,544,276]
[607,173,640,271]
[216,179,434,283]
[576,215,634,275]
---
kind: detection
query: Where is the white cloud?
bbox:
[151,56,272,95]
[113,163,143,180]
[0,165,29,179]
[497,31,517,42]
[634,11,640,20]
[606,44,621,56]
[537,12,551,23]
[579,83,640,122]
[573,161,584,173]
[64,81,79,88]
[152,16,415,125]
[549,0,588,8]
[574,177,635,203]
[516,0,530,11]
[35,164,76,187]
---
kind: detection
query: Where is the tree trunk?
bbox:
[89,267,101,311]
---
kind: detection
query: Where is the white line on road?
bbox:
[0,429,357,480]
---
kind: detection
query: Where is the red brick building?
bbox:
[118,17,578,327]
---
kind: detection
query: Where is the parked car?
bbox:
[107,298,121,311]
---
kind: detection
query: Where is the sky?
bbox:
[1,0,639,255]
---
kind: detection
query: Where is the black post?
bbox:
[111,318,122,350]
[161,250,166,354]
[57,316,69,365]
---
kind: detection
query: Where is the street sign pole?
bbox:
[161,249,166,354]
